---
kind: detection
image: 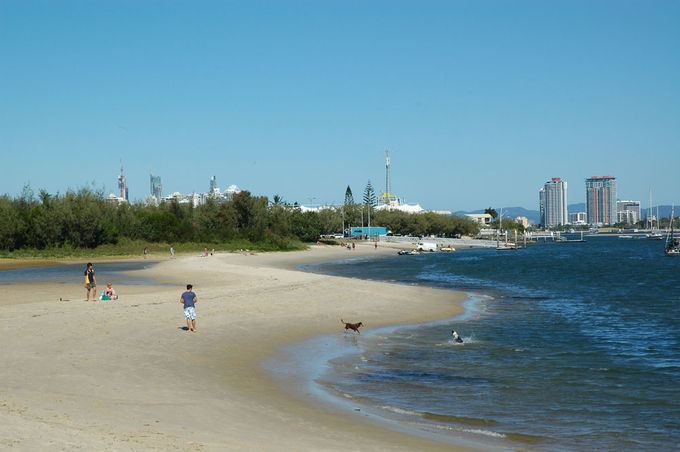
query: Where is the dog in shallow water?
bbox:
[341,319,363,334]
[451,330,464,343]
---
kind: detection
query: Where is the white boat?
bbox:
[665,206,679,256]
[397,249,418,256]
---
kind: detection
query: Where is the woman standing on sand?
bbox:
[84,263,97,301]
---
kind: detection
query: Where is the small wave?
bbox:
[423,412,498,426]
[431,423,505,438]
[430,424,545,444]
[380,405,422,417]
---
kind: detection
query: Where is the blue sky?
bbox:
[1,0,679,211]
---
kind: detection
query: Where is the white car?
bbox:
[416,242,437,252]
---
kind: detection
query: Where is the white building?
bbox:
[616,200,640,225]
[569,212,587,225]
[374,203,425,214]
[515,216,529,228]
[465,213,493,226]
[539,178,568,228]
[106,193,128,205]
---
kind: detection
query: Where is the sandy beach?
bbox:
[0,244,485,451]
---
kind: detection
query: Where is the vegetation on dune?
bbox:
[0,185,480,258]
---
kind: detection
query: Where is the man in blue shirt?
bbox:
[180,284,198,332]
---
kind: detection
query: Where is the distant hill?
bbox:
[643,205,676,220]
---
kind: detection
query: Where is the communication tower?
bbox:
[382,150,399,205]
[118,161,129,201]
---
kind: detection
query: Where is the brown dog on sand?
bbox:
[341,319,363,334]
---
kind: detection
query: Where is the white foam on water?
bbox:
[431,423,506,439]
[380,405,422,417]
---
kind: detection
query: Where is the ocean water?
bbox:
[304,237,680,450]
[0,261,161,285]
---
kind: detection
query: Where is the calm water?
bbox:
[0,261,161,285]
[304,237,680,450]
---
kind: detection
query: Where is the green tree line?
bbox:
[0,186,479,253]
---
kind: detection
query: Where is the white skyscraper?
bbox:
[539,178,568,228]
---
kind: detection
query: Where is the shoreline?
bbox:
[264,293,509,449]
[0,243,489,450]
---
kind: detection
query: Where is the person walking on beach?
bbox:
[180,284,198,332]
[84,263,96,301]
[143,247,149,259]
[170,245,175,259]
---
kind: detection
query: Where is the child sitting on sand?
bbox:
[100,282,118,300]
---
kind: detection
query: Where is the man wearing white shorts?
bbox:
[180,284,198,332]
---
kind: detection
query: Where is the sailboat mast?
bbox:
[648,187,652,230]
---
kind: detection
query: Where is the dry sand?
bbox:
[0,244,489,451]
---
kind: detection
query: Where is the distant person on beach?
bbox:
[170,246,175,259]
[143,247,149,259]
[352,242,356,251]
[84,263,96,301]
[374,241,378,250]
[203,248,209,257]
[180,284,198,332]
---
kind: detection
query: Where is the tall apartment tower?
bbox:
[585,176,617,225]
[209,176,218,195]
[150,174,162,201]
[539,177,568,228]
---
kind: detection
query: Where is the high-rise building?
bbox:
[617,200,640,225]
[150,174,162,201]
[585,176,617,225]
[539,177,568,228]
[209,176,219,197]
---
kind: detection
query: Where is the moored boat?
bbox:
[665,206,679,256]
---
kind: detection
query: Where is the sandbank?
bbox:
[0,244,488,450]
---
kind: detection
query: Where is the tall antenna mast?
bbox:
[118,159,128,201]
[384,150,391,204]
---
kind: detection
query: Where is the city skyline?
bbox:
[1,2,679,210]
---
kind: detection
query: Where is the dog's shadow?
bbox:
[178,326,190,331]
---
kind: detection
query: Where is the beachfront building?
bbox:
[616,200,641,225]
[539,177,568,228]
[106,193,128,205]
[465,213,493,226]
[515,216,530,228]
[569,212,587,225]
[586,176,617,225]
[374,203,425,214]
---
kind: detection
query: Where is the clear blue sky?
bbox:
[1,0,679,211]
